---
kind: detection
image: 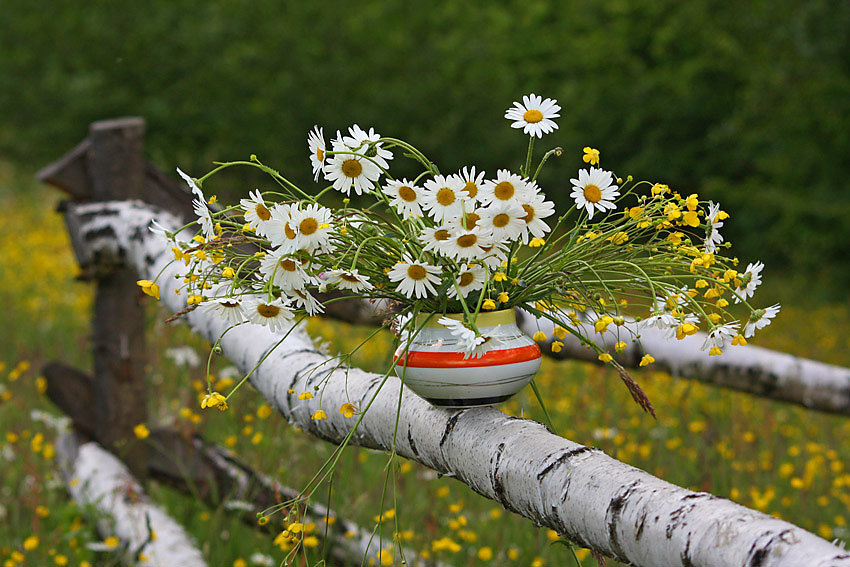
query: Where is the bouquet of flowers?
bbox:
[146,93,779,410]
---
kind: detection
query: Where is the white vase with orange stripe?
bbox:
[394,309,542,408]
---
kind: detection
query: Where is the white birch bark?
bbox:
[55,432,207,567]
[67,201,850,567]
[516,310,850,415]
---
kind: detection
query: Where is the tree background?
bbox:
[2,0,848,297]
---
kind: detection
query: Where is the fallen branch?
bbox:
[56,431,208,567]
[69,200,850,567]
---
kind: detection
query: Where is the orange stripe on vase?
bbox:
[394,344,541,369]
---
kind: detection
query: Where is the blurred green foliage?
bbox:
[1,0,849,297]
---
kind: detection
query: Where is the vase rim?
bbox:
[414,309,516,328]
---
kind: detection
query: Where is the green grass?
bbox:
[1,159,848,566]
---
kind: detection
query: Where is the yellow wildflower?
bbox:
[497,292,509,303]
[136,280,160,300]
[339,403,357,418]
[640,354,655,366]
[528,237,546,247]
[311,410,327,421]
[482,299,497,310]
[200,391,228,411]
[615,341,627,352]
[477,547,494,561]
[594,316,614,334]
[553,325,567,340]
[582,147,600,165]
[298,392,313,400]
[651,183,669,196]
[732,335,747,346]
[133,424,150,439]
[598,353,613,363]
[551,341,564,353]
[532,331,546,342]
[493,272,507,282]
[23,536,38,551]
[709,346,722,356]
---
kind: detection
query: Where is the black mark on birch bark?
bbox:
[406,428,419,458]
[439,411,464,448]
[536,446,594,481]
[606,480,640,563]
[491,443,507,505]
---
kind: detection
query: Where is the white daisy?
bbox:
[479,170,530,206]
[200,296,246,326]
[290,203,334,253]
[323,269,373,292]
[450,166,486,206]
[240,189,273,236]
[421,174,468,222]
[504,93,561,138]
[387,259,441,299]
[438,317,485,359]
[323,139,383,196]
[307,126,326,181]
[244,296,295,333]
[265,204,300,251]
[744,304,780,338]
[570,167,620,220]
[468,334,508,359]
[259,250,314,290]
[640,312,679,334]
[419,226,454,256]
[477,201,526,243]
[701,322,740,351]
[342,124,393,169]
[733,261,764,303]
[443,227,493,261]
[516,193,556,244]
[664,313,700,340]
[704,201,725,253]
[382,179,424,218]
[178,167,215,239]
[285,288,325,315]
[447,263,486,299]
[479,242,509,269]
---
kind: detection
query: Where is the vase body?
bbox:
[394,310,542,408]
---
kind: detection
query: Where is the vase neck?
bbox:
[415,309,516,328]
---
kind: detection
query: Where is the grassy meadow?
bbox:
[1,158,849,566]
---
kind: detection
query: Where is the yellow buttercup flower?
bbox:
[598,352,613,363]
[133,424,150,439]
[582,147,600,165]
[551,341,564,353]
[339,403,357,418]
[200,392,228,411]
[497,292,509,303]
[136,280,160,300]
[482,299,497,310]
[532,331,547,341]
[639,354,655,367]
[528,237,546,247]
[311,410,327,421]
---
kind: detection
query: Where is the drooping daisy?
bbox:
[743,304,780,338]
[421,175,467,222]
[285,288,325,315]
[382,179,424,218]
[479,170,530,206]
[704,201,725,253]
[479,242,509,270]
[438,317,485,359]
[178,167,215,239]
[640,312,679,334]
[450,166,486,206]
[447,263,486,299]
[265,204,299,251]
[504,93,561,138]
[342,124,393,169]
[517,193,556,244]
[290,203,334,253]
[323,268,373,292]
[701,322,740,352]
[244,296,295,333]
[420,226,454,256]
[323,139,383,196]
[387,259,441,299]
[477,201,526,243]
[569,167,620,220]
[307,126,326,181]
[733,261,764,303]
[200,296,246,326]
[443,228,494,261]
[259,250,314,290]
[240,189,273,236]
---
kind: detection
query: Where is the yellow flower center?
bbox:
[436,187,456,206]
[583,184,602,203]
[340,272,360,282]
[459,272,475,286]
[407,265,427,280]
[279,259,297,272]
[460,212,480,230]
[398,186,417,202]
[521,204,535,223]
[341,159,362,178]
[434,229,450,241]
[220,301,240,308]
[456,234,478,248]
[492,213,511,228]
[463,181,478,199]
[284,222,296,240]
[257,304,281,318]
[299,218,318,235]
[523,109,544,123]
[255,203,271,221]
[316,148,325,162]
[494,181,515,201]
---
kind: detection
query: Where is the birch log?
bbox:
[68,201,850,567]
[56,431,207,567]
[516,310,850,415]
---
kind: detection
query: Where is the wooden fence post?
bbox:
[87,118,149,479]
